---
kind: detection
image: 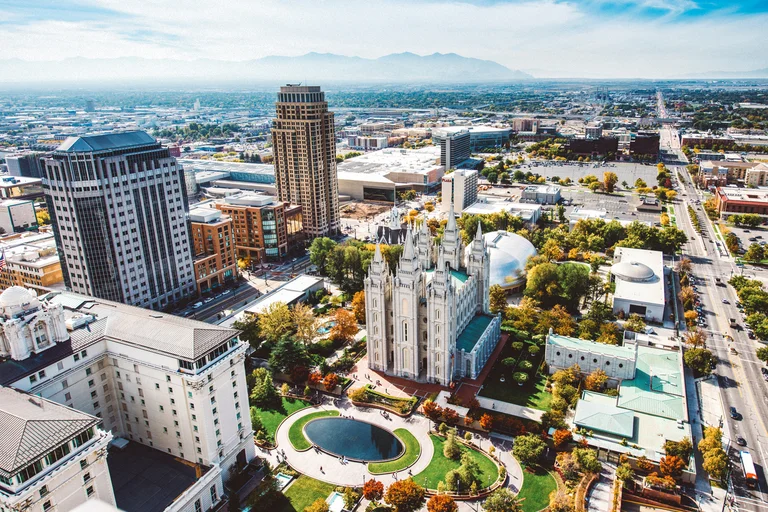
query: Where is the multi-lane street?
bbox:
[660,123,768,510]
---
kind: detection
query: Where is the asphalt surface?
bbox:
[667,128,768,510]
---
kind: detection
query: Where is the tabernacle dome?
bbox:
[465,230,537,291]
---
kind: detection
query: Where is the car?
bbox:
[737,436,747,446]
[204,297,215,304]
[192,302,203,309]
[749,331,756,339]
[222,290,232,295]
[730,407,742,420]
[757,235,763,239]
[722,299,730,304]
[744,230,751,233]
[749,237,758,242]
[761,367,768,376]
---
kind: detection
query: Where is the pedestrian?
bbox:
[320,466,324,473]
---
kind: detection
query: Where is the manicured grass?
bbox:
[368,429,421,474]
[278,474,336,512]
[516,466,557,512]
[254,397,312,438]
[480,359,551,411]
[288,410,340,450]
[412,435,498,490]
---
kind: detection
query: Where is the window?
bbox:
[43,501,52,511]
[40,485,49,497]
[64,392,71,401]
[39,370,46,379]
[85,368,92,376]
[210,485,218,502]
[159,405,164,412]
[195,499,202,512]
[83,472,91,483]
[155,383,160,390]
[30,374,37,384]
[80,460,88,469]
[86,486,94,497]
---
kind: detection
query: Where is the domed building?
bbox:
[0,286,68,361]
[611,247,665,323]
[465,230,537,293]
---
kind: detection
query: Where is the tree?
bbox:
[573,447,601,474]
[624,313,646,333]
[482,488,523,512]
[351,291,366,323]
[553,429,573,449]
[309,237,338,275]
[385,479,425,512]
[756,346,768,364]
[698,427,723,454]
[683,310,699,329]
[423,400,443,421]
[659,455,685,478]
[596,322,621,345]
[637,456,655,473]
[330,308,358,343]
[645,473,676,491]
[323,373,340,392]
[548,489,574,512]
[443,408,459,425]
[745,243,765,263]
[684,348,713,376]
[257,302,293,343]
[479,413,494,431]
[36,210,51,225]
[584,369,608,392]
[701,448,728,481]
[443,430,461,459]
[306,498,329,512]
[589,181,602,193]
[268,337,310,375]
[678,257,692,274]
[603,171,618,193]
[634,178,647,188]
[512,433,545,467]
[428,494,458,512]
[665,437,693,461]
[363,479,385,502]
[249,369,280,407]
[233,317,261,350]
[616,463,634,483]
[292,303,316,345]
[489,285,507,314]
[683,328,707,348]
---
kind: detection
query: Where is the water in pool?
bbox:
[304,417,403,461]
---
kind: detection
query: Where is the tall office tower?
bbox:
[42,131,196,310]
[272,85,339,237]
[435,129,471,168]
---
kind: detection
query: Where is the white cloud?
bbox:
[0,0,765,77]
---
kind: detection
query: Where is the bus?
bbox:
[741,450,758,489]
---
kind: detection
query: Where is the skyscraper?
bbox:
[272,85,339,237]
[42,131,196,310]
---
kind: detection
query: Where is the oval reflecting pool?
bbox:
[304,417,403,461]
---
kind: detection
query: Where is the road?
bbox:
[664,124,768,509]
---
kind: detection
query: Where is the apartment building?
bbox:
[0,286,255,512]
[440,169,478,213]
[214,192,303,263]
[42,131,196,310]
[0,233,64,293]
[0,388,115,512]
[272,85,339,237]
[189,208,237,295]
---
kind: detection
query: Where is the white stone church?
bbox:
[364,207,502,386]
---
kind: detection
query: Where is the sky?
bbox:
[1,0,767,78]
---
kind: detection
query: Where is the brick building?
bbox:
[189,207,238,295]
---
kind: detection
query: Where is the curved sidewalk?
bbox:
[270,401,435,487]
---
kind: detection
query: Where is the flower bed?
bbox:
[348,384,418,415]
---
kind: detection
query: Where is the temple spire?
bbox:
[402,224,415,260]
[475,221,483,241]
[373,243,383,263]
[446,202,457,232]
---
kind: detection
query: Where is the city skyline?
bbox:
[1,0,767,79]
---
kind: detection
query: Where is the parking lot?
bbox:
[560,189,662,225]
[523,161,660,186]
[721,223,768,256]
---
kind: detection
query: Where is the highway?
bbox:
[659,119,768,510]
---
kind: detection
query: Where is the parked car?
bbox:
[737,436,747,447]
[192,302,203,309]
[730,407,742,420]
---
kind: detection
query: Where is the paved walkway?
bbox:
[268,399,524,495]
[587,464,614,512]
[475,396,545,422]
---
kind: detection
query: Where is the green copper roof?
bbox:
[425,268,469,288]
[617,346,684,420]
[547,334,636,359]
[574,391,635,437]
[57,131,157,153]
[457,314,494,352]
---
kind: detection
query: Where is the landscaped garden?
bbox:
[348,384,419,415]
[516,466,557,512]
[479,337,551,411]
[368,428,421,474]
[279,474,336,512]
[412,434,499,490]
[252,396,311,440]
[287,410,340,450]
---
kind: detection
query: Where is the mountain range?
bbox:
[686,67,768,79]
[0,52,532,84]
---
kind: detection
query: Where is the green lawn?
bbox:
[254,397,312,438]
[516,466,557,512]
[278,474,336,512]
[368,429,421,474]
[480,363,551,411]
[288,410,340,450]
[412,435,498,490]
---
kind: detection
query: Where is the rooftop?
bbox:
[337,146,442,177]
[612,248,665,307]
[425,268,469,289]
[108,441,210,512]
[574,391,635,437]
[547,333,636,359]
[617,345,684,419]
[456,314,494,353]
[469,230,537,289]
[56,131,157,153]
[0,387,98,477]
[717,187,768,203]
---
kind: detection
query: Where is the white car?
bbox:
[192,302,203,309]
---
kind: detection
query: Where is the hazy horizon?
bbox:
[2,0,767,80]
